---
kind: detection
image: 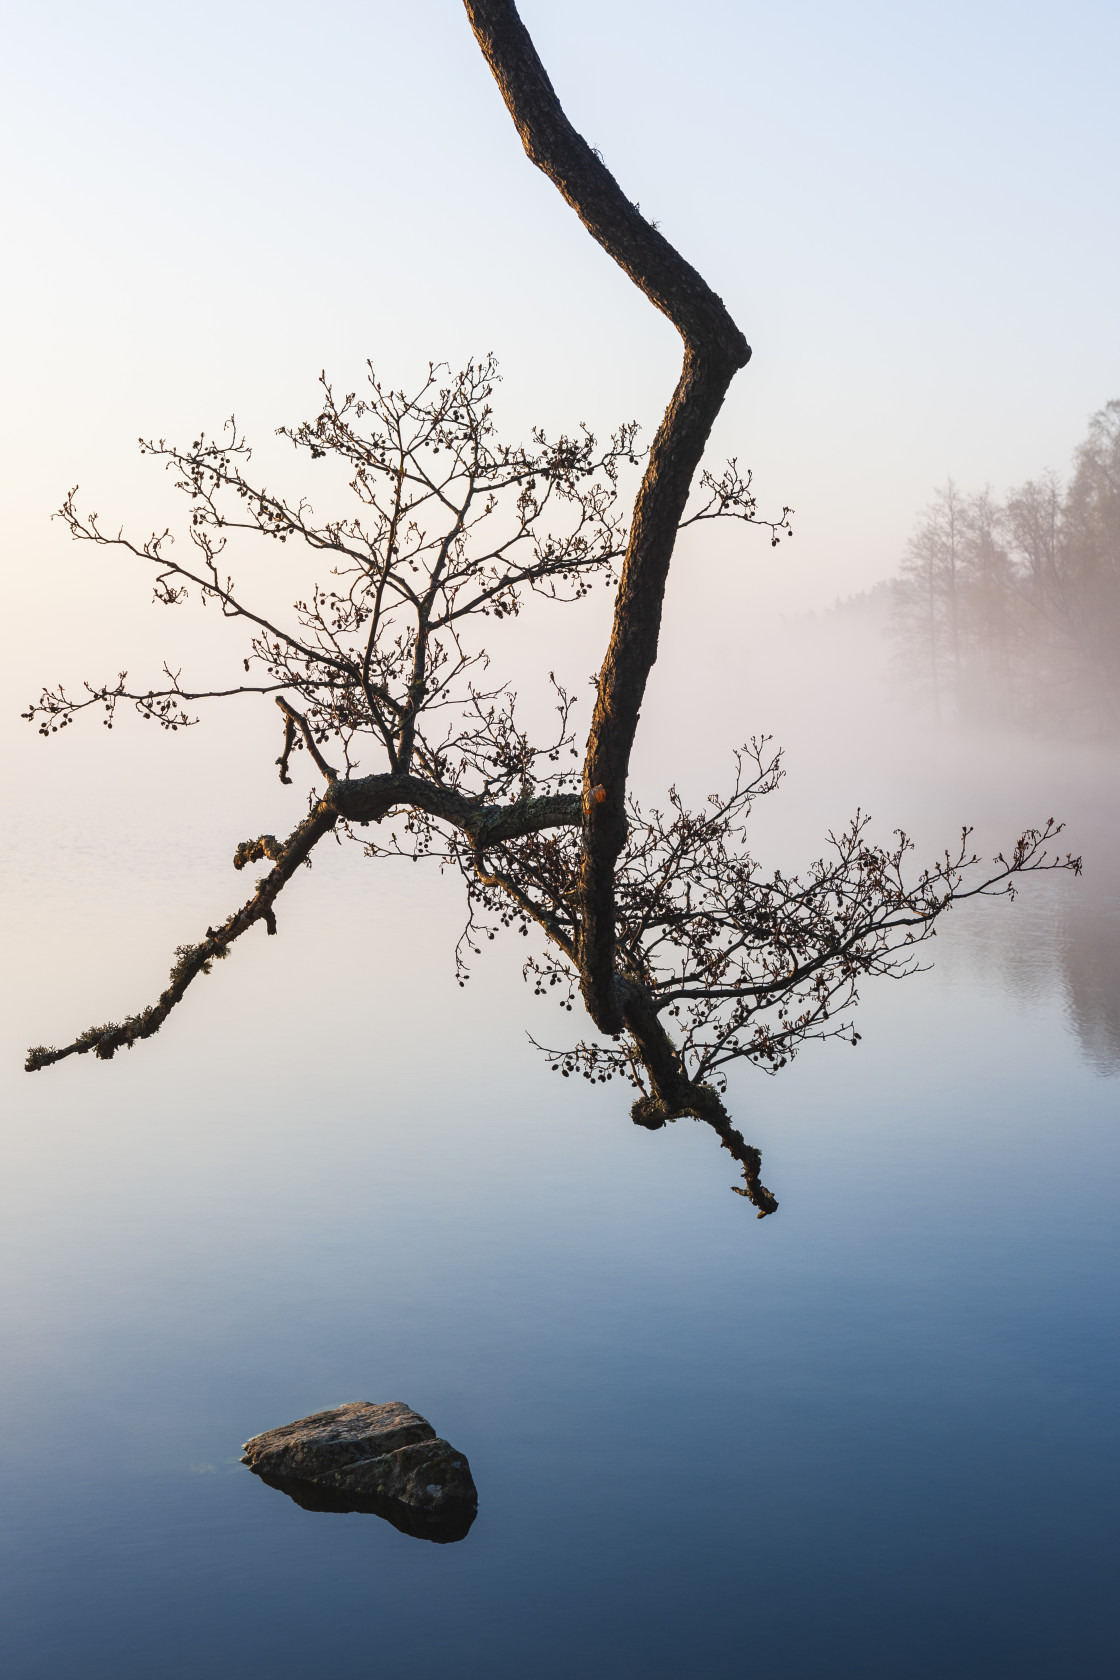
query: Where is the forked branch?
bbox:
[23,7,1083,1221]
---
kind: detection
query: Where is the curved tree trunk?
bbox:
[463,0,751,1031]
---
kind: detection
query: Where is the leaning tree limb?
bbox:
[615,973,779,1215]
[33,11,1077,1225]
[463,0,753,1034]
[24,771,584,1072]
[25,799,339,1071]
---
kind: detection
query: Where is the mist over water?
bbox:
[3,580,1117,1676]
[3,371,1116,1680]
[717,598,1120,1080]
[3,4,1119,1672]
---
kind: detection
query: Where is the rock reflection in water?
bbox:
[250,1468,477,1543]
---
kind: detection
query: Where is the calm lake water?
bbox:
[1,723,1117,1678]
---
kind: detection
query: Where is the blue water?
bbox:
[1,755,1117,1677]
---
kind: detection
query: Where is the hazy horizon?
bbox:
[2,6,1118,1677]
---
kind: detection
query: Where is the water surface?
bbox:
[1,732,1117,1678]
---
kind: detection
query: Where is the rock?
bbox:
[241,1402,477,1542]
[241,1400,436,1481]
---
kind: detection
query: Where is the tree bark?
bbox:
[463,0,751,1030]
[24,778,584,1073]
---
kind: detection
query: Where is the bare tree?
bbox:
[892,402,1120,735]
[23,1,1078,1215]
[1010,402,1120,730]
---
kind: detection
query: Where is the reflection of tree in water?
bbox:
[948,846,1120,1076]
[1060,891,1120,1075]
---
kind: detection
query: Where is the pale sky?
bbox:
[4,0,1117,646]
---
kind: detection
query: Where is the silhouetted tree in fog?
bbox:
[894,403,1120,732]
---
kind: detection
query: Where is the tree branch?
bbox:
[462,1,749,356]
[275,696,339,782]
[25,777,584,1071]
[463,0,752,1032]
[25,799,339,1071]
[617,975,777,1217]
[331,774,581,846]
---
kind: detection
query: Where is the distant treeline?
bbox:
[890,402,1120,734]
